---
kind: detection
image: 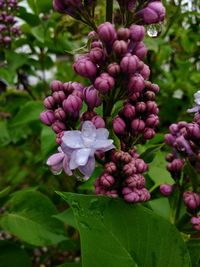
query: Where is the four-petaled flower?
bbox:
[47,121,114,180]
[187,91,200,113]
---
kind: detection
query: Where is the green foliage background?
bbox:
[0,0,199,266]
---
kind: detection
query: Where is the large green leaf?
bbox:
[0,240,31,267]
[0,191,67,246]
[58,193,191,267]
[9,101,43,127]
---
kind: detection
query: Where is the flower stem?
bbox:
[106,0,113,23]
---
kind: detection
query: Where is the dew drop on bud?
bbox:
[147,23,162,38]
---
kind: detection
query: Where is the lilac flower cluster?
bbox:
[94,149,150,203]
[0,0,20,47]
[73,22,159,145]
[161,92,200,231]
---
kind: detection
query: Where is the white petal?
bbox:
[96,128,109,140]
[93,139,113,150]
[81,121,96,146]
[63,155,72,176]
[75,148,92,166]
[69,151,79,170]
[62,131,84,149]
[194,91,200,105]
[46,153,64,166]
[187,106,199,113]
[78,156,95,180]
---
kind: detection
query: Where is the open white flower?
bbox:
[61,121,114,180]
[187,91,200,113]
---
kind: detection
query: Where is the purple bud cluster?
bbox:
[163,108,200,231]
[165,118,200,176]
[73,22,160,145]
[40,81,84,143]
[0,0,20,47]
[94,149,150,203]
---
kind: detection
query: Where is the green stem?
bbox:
[106,0,113,22]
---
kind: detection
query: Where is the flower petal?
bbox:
[96,128,109,140]
[187,106,199,113]
[46,152,64,166]
[81,121,96,146]
[93,139,114,150]
[75,148,92,166]
[63,155,72,176]
[69,150,79,170]
[194,91,200,105]
[62,130,83,149]
[78,156,95,180]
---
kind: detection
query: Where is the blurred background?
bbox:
[0,0,199,266]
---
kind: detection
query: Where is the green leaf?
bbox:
[187,238,200,267]
[31,25,45,43]
[0,186,11,198]
[53,208,78,229]
[0,240,32,267]
[140,144,163,163]
[0,121,10,147]
[58,193,191,267]
[183,161,200,192]
[41,126,56,157]
[10,101,43,127]
[0,190,67,246]
[148,151,174,189]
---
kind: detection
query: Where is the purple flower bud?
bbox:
[113,40,128,56]
[130,92,140,101]
[143,128,155,139]
[133,42,148,60]
[73,58,97,79]
[183,191,200,210]
[100,173,115,187]
[129,25,145,42]
[194,113,200,124]
[169,123,179,134]
[144,91,156,100]
[105,162,117,174]
[91,41,103,49]
[40,111,56,126]
[63,95,82,113]
[123,162,137,176]
[63,81,83,94]
[150,83,160,93]
[113,116,126,135]
[81,111,96,121]
[137,1,166,24]
[122,187,140,203]
[107,63,121,77]
[52,91,66,104]
[146,114,159,127]
[175,135,193,155]
[3,36,11,44]
[55,108,67,121]
[97,22,117,45]
[191,216,200,231]
[135,158,148,173]
[128,74,145,93]
[146,101,159,114]
[52,120,66,133]
[83,86,101,110]
[117,27,130,40]
[125,174,146,189]
[89,47,105,64]
[43,96,55,110]
[160,184,174,196]
[94,73,115,93]
[140,64,150,80]
[91,115,105,128]
[136,102,146,113]
[122,103,136,119]
[165,133,175,145]
[131,119,145,132]
[167,159,184,173]
[56,131,64,145]
[50,80,63,92]
[120,54,139,74]
[187,123,200,139]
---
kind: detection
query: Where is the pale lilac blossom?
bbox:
[187,91,200,113]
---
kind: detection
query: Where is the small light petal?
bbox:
[194,91,200,105]
[62,131,84,148]
[96,128,109,139]
[63,155,72,176]
[93,139,114,150]
[69,151,79,170]
[75,148,92,166]
[46,152,64,166]
[187,106,199,113]
[78,156,95,180]
[81,121,96,146]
